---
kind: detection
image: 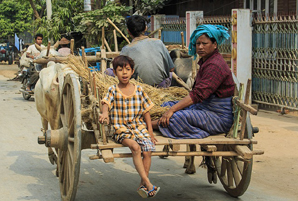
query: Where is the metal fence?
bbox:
[160,16,186,44]
[197,16,232,54]
[252,15,298,110]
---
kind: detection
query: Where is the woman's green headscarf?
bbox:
[188,24,230,59]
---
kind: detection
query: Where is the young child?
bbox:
[99,55,160,198]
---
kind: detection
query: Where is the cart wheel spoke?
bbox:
[231,157,241,186]
[227,159,233,187]
[221,157,227,177]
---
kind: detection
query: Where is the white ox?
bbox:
[35,61,76,165]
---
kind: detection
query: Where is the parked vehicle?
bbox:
[0,42,14,64]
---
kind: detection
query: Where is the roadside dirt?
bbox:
[1,64,297,200]
[0,62,19,78]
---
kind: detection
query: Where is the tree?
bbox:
[0,0,33,40]
[36,0,84,41]
[73,1,131,47]
[132,0,170,16]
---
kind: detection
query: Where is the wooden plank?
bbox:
[89,151,239,161]
[104,38,112,52]
[91,135,257,149]
[101,27,105,50]
[236,99,257,115]
[234,145,253,160]
[101,48,107,73]
[113,29,118,52]
[172,72,191,91]
[89,149,263,160]
[170,144,180,152]
[101,149,114,163]
[181,32,185,49]
[240,79,252,140]
[46,41,51,56]
[148,27,163,37]
[70,39,74,55]
[233,83,244,138]
[201,145,217,152]
[107,18,130,44]
[92,123,100,143]
[34,52,120,64]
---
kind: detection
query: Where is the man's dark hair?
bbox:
[35,33,43,40]
[126,15,147,37]
[112,55,135,71]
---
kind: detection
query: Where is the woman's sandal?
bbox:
[137,186,148,198]
[148,185,160,198]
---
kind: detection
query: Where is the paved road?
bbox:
[0,63,294,201]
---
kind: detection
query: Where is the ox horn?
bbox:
[35,44,42,51]
[53,40,59,50]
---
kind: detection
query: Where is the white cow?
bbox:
[35,61,77,165]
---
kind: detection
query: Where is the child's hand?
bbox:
[150,135,158,145]
[99,113,109,124]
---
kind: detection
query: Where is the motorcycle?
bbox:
[19,61,41,100]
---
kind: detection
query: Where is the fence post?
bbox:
[151,15,165,39]
[186,11,203,47]
[231,9,252,103]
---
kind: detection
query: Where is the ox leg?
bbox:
[42,118,57,165]
[183,145,190,168]
[185,144,196,174]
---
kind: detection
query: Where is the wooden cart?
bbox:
[35,27,263,200]
[37,63,263,201]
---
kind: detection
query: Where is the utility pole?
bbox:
[46,0,53,42]
[46,0,52,20]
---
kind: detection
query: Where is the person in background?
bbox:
[26,33,45,59]
[25,33,45,92]
[152,24,235,139]
[120,15,175,88]
[58,37,71,56]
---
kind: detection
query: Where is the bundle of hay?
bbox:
[64,55,188,120]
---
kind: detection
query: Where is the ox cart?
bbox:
[36,47,264,201]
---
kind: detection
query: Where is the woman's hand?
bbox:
[158,109,174,127]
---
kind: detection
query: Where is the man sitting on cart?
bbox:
[152,24,235,139]
[106,15,175,88]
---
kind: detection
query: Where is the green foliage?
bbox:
[73,1,132,46]
[0,0,33,39]
[134,0,169,16]
[36,0,84,42]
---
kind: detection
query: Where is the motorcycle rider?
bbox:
[25,33,45,92]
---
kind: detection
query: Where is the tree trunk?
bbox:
[95,0,101,9]
[28,0,41,20]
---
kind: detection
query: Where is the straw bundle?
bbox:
[64,55,188,120]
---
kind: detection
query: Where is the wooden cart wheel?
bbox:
[58,73,81,201]
[213,117,253,197]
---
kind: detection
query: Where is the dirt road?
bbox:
[0,63,297,201]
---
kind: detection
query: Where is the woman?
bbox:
[152,24,235,139]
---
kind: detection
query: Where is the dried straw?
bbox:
[64,55,188,120]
